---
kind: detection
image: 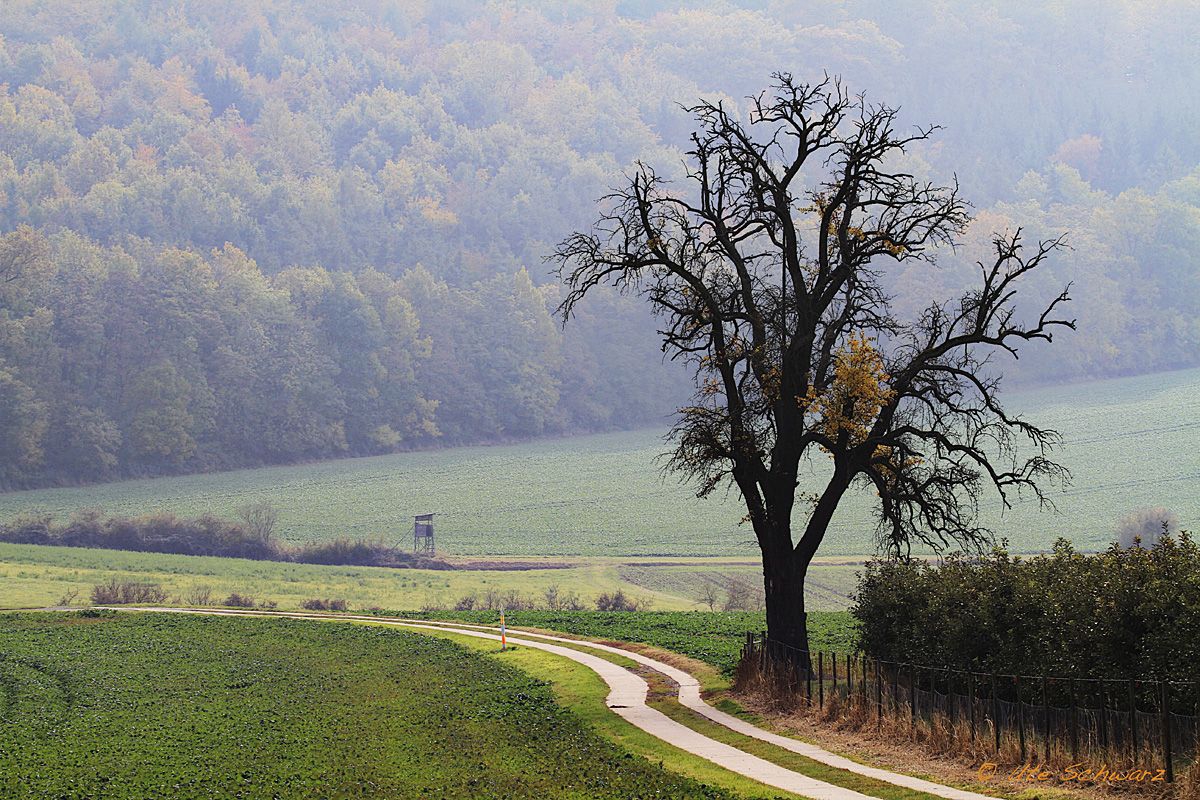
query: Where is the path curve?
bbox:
[409,619,1000,800]
[98,608,997,800]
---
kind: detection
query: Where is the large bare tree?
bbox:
[553,75,1074,664]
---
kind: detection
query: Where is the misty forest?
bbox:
[0,0,1198,489]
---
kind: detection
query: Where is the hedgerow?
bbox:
[852,535,1200,680]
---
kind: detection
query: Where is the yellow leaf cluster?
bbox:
[872,444,922,487]
[759,364,781,403]
[800,333,894,445]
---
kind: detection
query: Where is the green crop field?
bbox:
[0,611,746,799]
[616,562,861,611]
[1,368,1196,557]
[401,609,859,675]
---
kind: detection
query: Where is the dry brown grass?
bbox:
[1178,760,1200,800]
[732,660,1190,800]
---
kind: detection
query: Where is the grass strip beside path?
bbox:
[401,626,799,800]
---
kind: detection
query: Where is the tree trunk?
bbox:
[762,542,810,675]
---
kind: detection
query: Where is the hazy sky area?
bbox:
[0,0,1197,488]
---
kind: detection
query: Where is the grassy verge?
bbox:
[403,626,798,800]
[0,611,749,799]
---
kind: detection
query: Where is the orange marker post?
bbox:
[500,609,507,651]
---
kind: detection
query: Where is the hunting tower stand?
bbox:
[413,513,435,554]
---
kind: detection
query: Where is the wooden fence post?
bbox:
[876,659,883,729]
[1129,679,1138,759]
[1016,675,1026,763]
[832,651,838,699]
[1099,681,1108,751]
[969,672,976,742]
[1070,678,1078,760]
[1162,680,1173,783]
[818,652,824,710]
[948,669,957,733]
[1042,675,1050,763]
[806,652,812,704]
[992,672,1001,753]
[910,664,917,730]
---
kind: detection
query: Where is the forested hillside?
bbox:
[1,0,1198,487]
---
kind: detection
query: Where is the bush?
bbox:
[3,510,276,559]
[236,501,278,545]
[595,589,644,612]
[543,585,585,611]
[294,537,392,566]
[1,512,54,544]
[90,579,169,605]
[184,585,213,606]
[852,535,1200,681]
[453,590,535,612]
[301,598,347,611]
[223,592,255,608]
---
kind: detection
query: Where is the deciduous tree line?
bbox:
[0,228,680,487]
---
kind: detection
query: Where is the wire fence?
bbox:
[739,633,1198,782]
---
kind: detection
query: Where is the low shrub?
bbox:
[223,592,255,608]
[300,598,348,611]
[184,585,214,606]
[452,589,536,612]
[296,537,387,566]
[542,585,585,611]
[594,589,644,612]
[90,579,169,605]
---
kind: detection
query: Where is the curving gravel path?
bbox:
[95,608,999,800]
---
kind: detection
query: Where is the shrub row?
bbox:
[1,510,450,569]
[88,580,279,609]
[852,535,1200,681]
[444,586,636,613]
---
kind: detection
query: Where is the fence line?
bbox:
[738,633,1197,782]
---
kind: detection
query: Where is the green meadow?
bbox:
[2,368,1196,558]
[0,542,863,612]
[0,612,749,799]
